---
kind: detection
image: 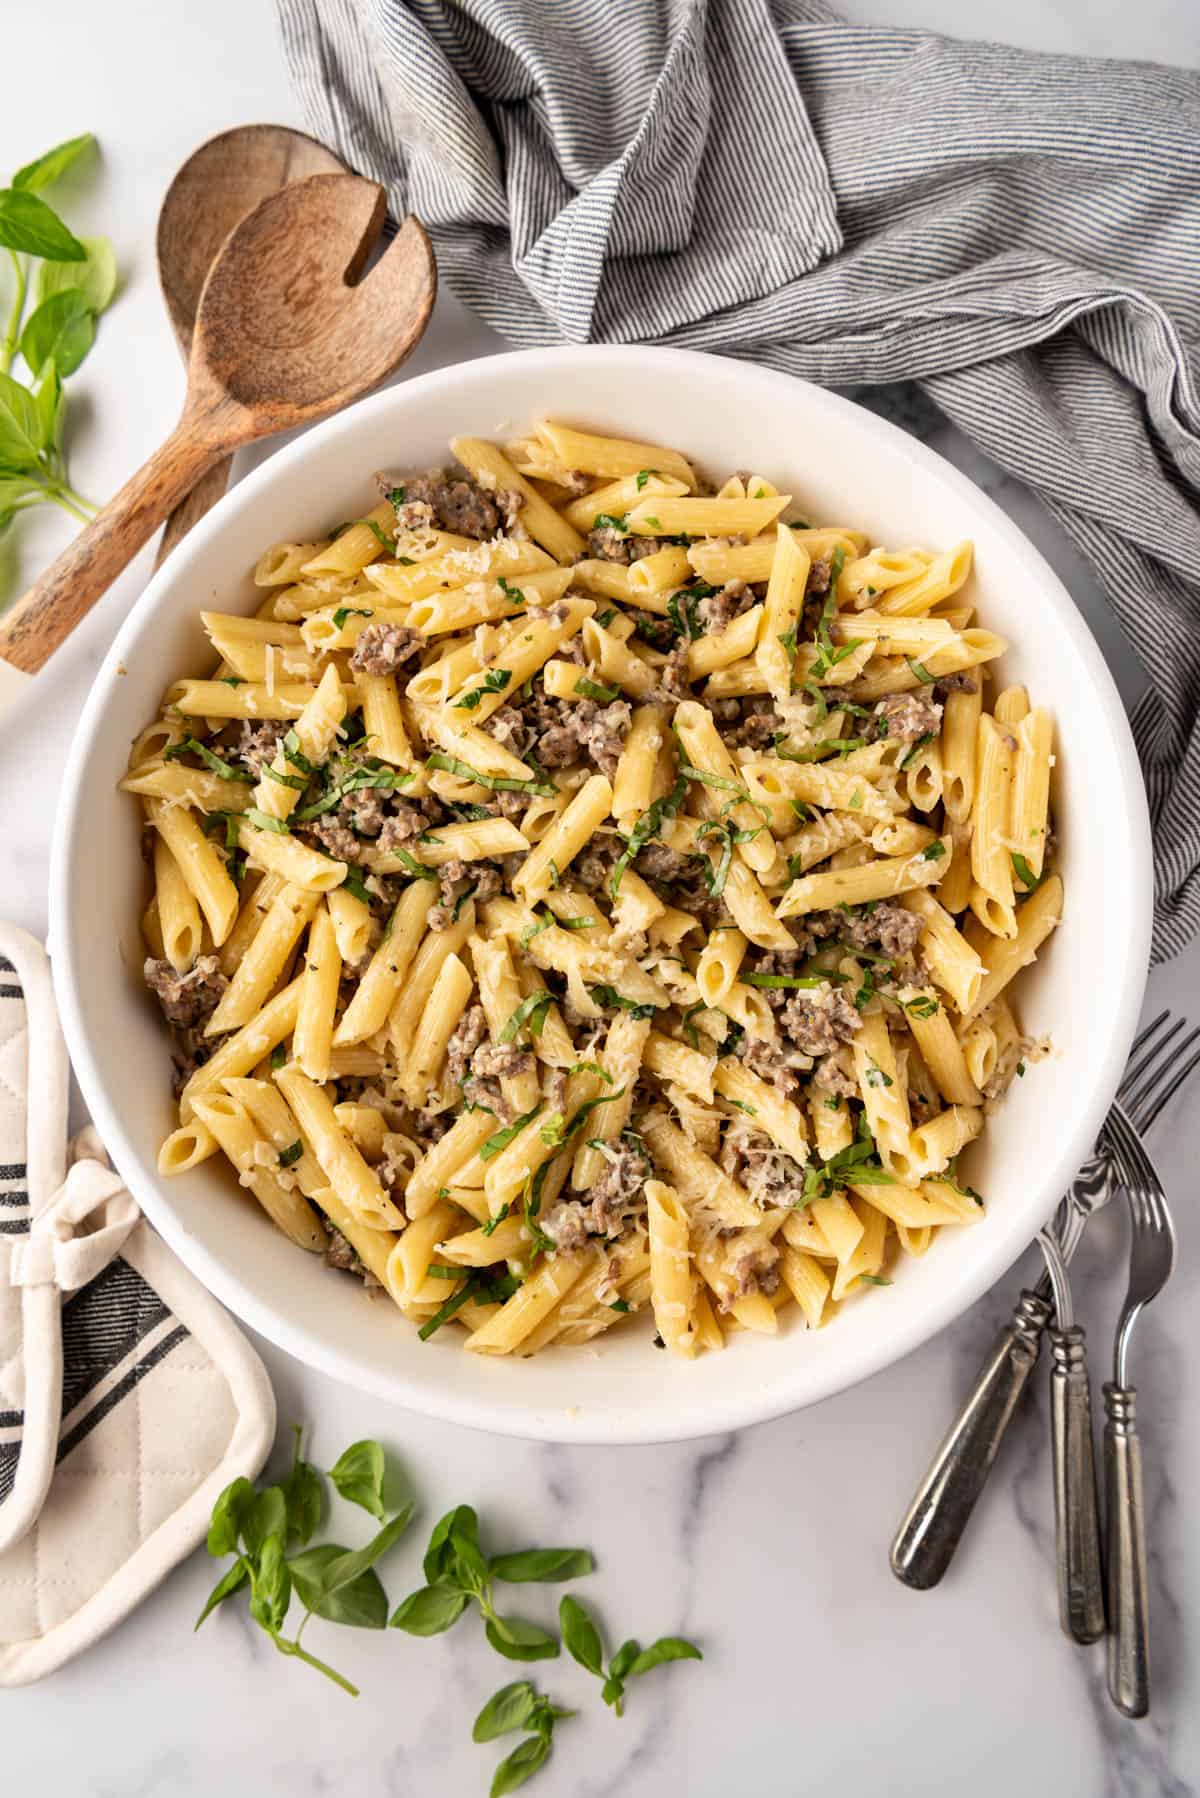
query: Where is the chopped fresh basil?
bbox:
[588,985,659,1020]
[480,1107,543,1162]
[481,1204,511,1237]
[426,751,557,798]
[575,677,620,702]
[864,1055,893,1090]
[454,668,512,711]
[332,605,373,631]
[743,973,830,990]
[858,1273,892,1287]
[592,512,628,534]
[294,758,414,821]
[919,840,947,862]
[243,807,291,835]
[499,990,553,1044]
[901,993,939,1019]
[164,737,244,782]
[277,1140,303,1169]
[608,773,689,900]
[609,1298,631,1313]
[905,656,937,685]
[519,913,554,948]
[387,847,439,882]
[1011,852,1045,892]
[635,470,656,491]
[594,608,618,629]
[340,868,372,904]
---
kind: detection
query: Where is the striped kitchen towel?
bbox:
[0,924,274,1684]
[277,0,1200,960]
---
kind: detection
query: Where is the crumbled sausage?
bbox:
[446,1004,487,1088]
[738,1036,803,1097]
[381,472,522,539]
[300,816,362,862]
[537,697,631,778]
[873,692,943,744]
[731,1243,781,1300]
[811,1049,859,1099]
[324,1228,382,1293]
[934,671,977,696]
[651,640,691,703]
[238,720,288,776]
[587,526,659,564]
[427,859,501,930]
[807,557,832,596]
[473,1042,535,1080]
[144,955,227,1028]
[350,623,425,678]
[834,900,924,959]
[698,580,755,634]
[779,984,862,1056]
[541,1142,647,1249]
[377,799,438,849]
[462,1075,513,1122]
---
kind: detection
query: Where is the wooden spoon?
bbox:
[154,124,346,568]
[0,172,435,680]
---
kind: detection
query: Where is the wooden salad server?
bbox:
[153,124,346,568]
[0,172,436,693]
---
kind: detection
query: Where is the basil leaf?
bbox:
[588,985,659,1020]
[249,1534,291,1634]
[206,1474,257,1556]
[489,1548,593,1585]
[0,187,86,260]
[627,1635,702,1675]
[592,512,628,533]
[423,1503,481,1586]
[13,134,96,193]
[858,1272,893,1287]
[474,1680,538,1743]
[390,1584,470,1635]
[416,1278,476,1340]
[332,605,373,631]
[455,667,512,710]
[485,1615,560,1663]
[919,840,946,862]
[281,1439,322,1546]
[499,990,553,1044]
[19,289,94,379]
[742,973,831,990]
[575,676,619,702]
[295,1507,412,1595]
[426,751,557,798]
[559,1595,604,1676]
[195,1557,249,1629]
[36,233,116,312]
[608,1638,641,1683]
[1011,851,1045,892]
[0,370,43,468]
[906,656,937,685]
[287,1545,390,1629]
[480,1106,542,1161]
[241,1486,288,1559]
[243,807,291,835]
[901,994,939,1019]
[164,736,243,781]
[608,772,688,898]
[489,1733,551,1797]
[328,1438,387,1521]
[519,914,553,948]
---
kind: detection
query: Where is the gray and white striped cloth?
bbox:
[277,0,1200,961]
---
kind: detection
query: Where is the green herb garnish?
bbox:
[500,990,553,1044]
[559,1594,700,1718]
[455,668,512,711]
[164,737,243,782]
[426,752,557,798]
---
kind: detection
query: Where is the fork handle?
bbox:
[1049,1325,1106,1642]
[1104,1382,1150,1717]
[891,1289,1052,1588]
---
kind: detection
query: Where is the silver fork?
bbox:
[1098,1100,1177,1719]
[891,1010,1200,1593]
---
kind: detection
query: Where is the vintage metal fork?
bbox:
[891,1011,1199,1593]
[1098,1100,1177,1719]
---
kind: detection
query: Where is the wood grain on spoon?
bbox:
[154,124,346,568]
[0,174,436,677]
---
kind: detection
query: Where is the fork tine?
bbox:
[1129,1028,1194,1121]
[1135,1037,1200,1135]
[1129,1009,1172,1061]
[1123,1016,1183,1099]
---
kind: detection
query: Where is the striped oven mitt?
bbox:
[0,923,275,1686]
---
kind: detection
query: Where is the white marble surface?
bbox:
[2,2,1199,1793]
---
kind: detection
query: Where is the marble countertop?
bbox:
[3,2,1198,1792]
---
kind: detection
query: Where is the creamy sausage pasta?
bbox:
[123,421,1062,1358]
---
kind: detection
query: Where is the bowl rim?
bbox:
[48,344,1153,1443]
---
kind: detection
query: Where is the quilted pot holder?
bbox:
[0,922,276,1685]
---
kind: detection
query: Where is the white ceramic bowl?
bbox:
[50,347,1152,1443]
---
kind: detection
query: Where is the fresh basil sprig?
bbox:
[473,1681,573,1797]
[0,134,116,574]
[197,1429,412,1696]
[559,1594,701,1717]
[390,1505,590,1662]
